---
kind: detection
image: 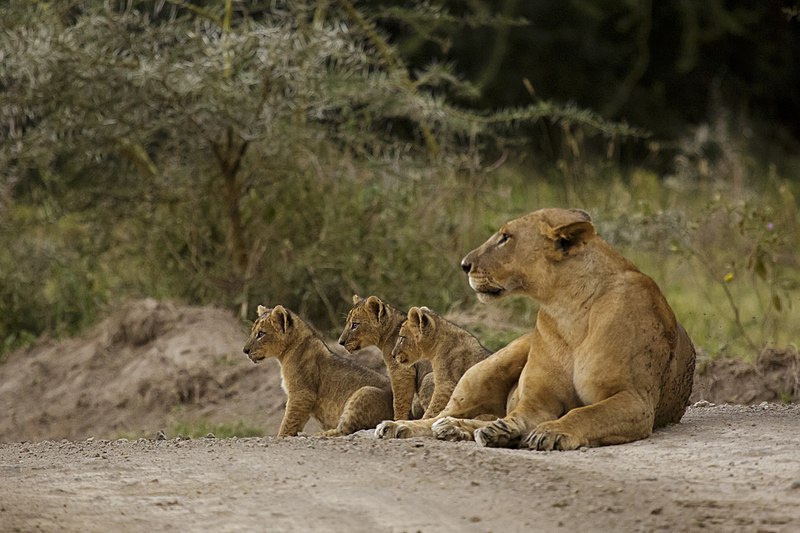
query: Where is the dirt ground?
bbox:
[1,404,799,532]
[1,299,799,531]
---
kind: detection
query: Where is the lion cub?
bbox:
[243,305,393,437]
[392,306,491,419]
[338,295,434,420]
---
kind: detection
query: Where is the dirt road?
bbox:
[2,403,799,532]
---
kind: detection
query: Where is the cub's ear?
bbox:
[365,295,386,321]
[270,305,293,334]
[352,294,362,305]
[407,306,433,332]
[256,305,268,317]
[539,214,595,258]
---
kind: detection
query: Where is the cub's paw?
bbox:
[432,417,474,442]
[473,418,519,448]
[519,422,584,451]
[375,420,410,439]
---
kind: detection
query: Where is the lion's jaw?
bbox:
[468,274,507,302]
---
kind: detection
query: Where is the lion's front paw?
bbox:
[473,418,519,448]
[315,429,344,438]
[520,422,584,451]
[432,417,474,442]
[375,420,410,439]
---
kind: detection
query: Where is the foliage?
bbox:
[0,0,798,361]
[0,0,633,353]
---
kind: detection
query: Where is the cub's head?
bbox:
[460,208,596,303]
[392,306,436,365]
[243,305,297,363]
[338,295,393,352]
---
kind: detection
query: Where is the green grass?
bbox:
[470,162,800,359]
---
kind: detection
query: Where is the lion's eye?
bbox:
[351,322,359,331]
[498,232,511,246]
[256,331,265,340]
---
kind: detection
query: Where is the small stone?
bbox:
[789,480,800,490]
[692,400,713,408]
[205,433,216,439]
[155,430,167,441]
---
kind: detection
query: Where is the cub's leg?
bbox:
[519,390,654,451]
[376,333,530,439]
[386,362,417,420]
[278,392,316,437]
[422,381,455,419]
[321,386,394,437]
[411,371,435,419]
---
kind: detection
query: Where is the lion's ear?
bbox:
[256,305,268,317]
[270,305,293,334]
[352,294,362,305]
[540,216,595,258]
[407,306,433,333]
[365,296,386,321]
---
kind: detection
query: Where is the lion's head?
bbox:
[391,306,435,365]
[243,305,297,363]
[460,208,596,304]
[338,295,395,352]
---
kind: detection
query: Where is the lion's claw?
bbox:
[375,420,409,439]
[432,417,474,441]
[474,418,518,448]
[520,423,583,451]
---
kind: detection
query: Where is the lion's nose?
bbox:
[460,258,472,274]
[243,346,250,355]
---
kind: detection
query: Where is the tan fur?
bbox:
[243,305,393,437]
[377,208,696,450]
[338,295,434,420]
[392,306,491,419]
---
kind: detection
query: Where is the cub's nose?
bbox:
[243,346,250,355]
[460,258,472,274]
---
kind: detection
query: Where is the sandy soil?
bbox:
[1,403,799,532]
[1,299,799,531]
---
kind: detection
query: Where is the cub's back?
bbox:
[323,352,391,392]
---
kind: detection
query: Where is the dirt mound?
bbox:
[691,347,800,405]
[0,299,795,443]
[0,299,384,443]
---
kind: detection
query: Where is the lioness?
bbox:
[392,306,491,418]
[338,295,434,420]
[377,208,696,450]
[244,305,393,437]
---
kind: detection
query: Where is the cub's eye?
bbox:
[256,331,265,340]
[498,232,511,246]
[350,322,359,331]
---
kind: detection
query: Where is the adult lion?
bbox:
[376,208,696,450]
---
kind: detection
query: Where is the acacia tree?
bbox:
[0,0,637,345]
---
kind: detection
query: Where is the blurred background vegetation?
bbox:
[1,0,798,360]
